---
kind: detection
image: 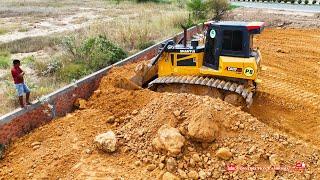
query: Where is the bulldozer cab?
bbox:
[204,21,265,70]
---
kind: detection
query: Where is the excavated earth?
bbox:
[0,28,320,179]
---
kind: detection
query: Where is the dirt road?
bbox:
[0,28,320,179]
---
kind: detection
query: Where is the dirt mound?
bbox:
[1,29,320,179]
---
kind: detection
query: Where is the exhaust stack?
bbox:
[181,25,188,47]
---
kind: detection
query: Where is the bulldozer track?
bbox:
[262,72,320,93]
[263,74,320,109]
[148,75,254,107]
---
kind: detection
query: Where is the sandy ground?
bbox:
[0,28,320,179]
[0,8,110,43]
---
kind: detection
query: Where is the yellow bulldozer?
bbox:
[131,21,265,107]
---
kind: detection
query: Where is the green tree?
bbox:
[187,0,208,20]
[207,0,230,21]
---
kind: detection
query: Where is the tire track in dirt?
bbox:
[248,28,320,148]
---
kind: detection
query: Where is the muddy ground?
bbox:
[0,28,319,179]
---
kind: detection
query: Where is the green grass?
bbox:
[0,28,9,35]
[21,56,35,66]
[57,63,89,81]
[0,51,11,69]
[229,4,240,10]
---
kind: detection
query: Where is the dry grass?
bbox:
[0,36,60,53]
[85,1,189,53]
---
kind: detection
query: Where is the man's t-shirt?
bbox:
[11,66,24,84]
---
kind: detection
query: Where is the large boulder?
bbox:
[187,111,219,142]
[94,131,117,152]
[216,147,232,160]
[152,124,185,156]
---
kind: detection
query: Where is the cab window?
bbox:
[222,30,243,52]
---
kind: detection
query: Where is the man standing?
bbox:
[11,59,31,108]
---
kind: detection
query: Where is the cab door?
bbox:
[204,26,221,70]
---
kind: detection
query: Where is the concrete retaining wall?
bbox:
[0,26,200,145]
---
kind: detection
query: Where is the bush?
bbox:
[62,35,127,72]
[0,51,10,69]
[312,0,316,4]
[176,0,186,8]
[290,0,295,3]
[187,0,208,20]
[21,56,35,66]
[43,60,63,76]
[79,35,127,70]
[58,63,88,81]
[304,0,308,4]
[298,0,302,3]
[207,0,230,21]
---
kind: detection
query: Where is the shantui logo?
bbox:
[179,50,196,53]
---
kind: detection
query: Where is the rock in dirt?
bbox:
[152,124,185,156]
[32,145,40,150]
[198,170,206,179]
[269,154,280,166]
[134,160,142,167]
[162,172,179,180]
[31,142,41,147]
[159,163,165,169]
[216,147,232,160]
[166,157,177,171]
[192,153,201,162]
[187,111,219,142]
[94,131,117,153]
[173,110,182,117]
[147,164,157,171]
[187,170,199,180]
[74,98,87,109]
[106,116,115,123]
[132,110,139,115]
[178,169,187,179]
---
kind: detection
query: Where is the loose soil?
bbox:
[0,28,320,179]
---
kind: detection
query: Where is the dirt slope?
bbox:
[251,28,320,147]
[0,28,320,179]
